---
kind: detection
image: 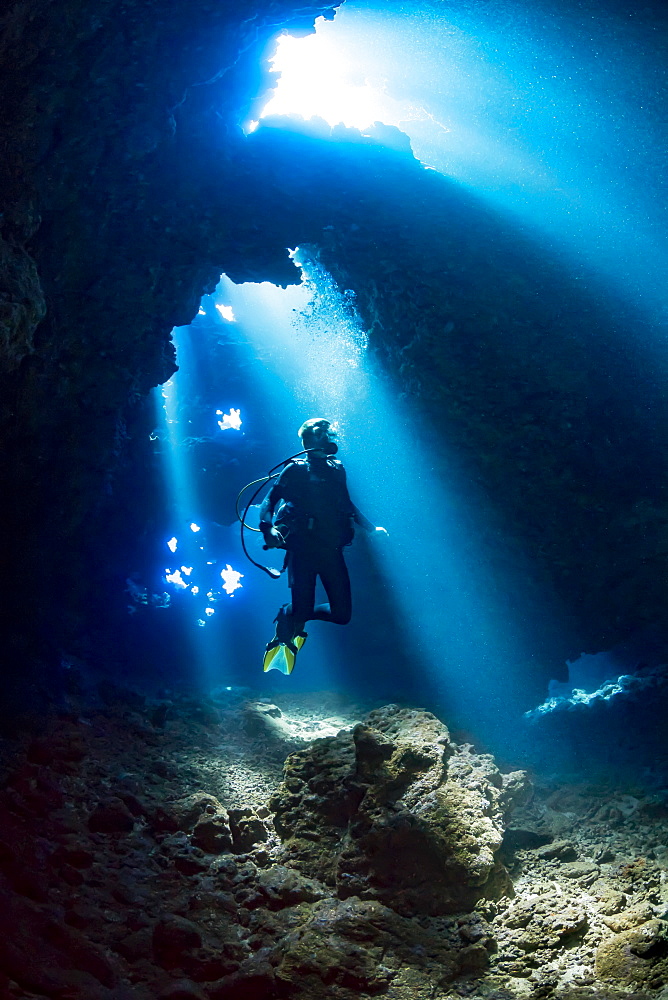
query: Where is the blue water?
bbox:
[138,0,668,778]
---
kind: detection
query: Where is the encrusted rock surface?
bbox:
[595,919,668,988]
[271,705,527,914]
[0,687,663,998]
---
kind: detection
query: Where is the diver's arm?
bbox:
[258,482,282,532]
[259,484,285,549]
[351,504,377,533]
[340,465,385,534]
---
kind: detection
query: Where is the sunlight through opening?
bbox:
[260,22,411,131]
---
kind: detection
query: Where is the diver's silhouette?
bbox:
[260,417,385,673]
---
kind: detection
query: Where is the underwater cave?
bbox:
[1,0,667,996]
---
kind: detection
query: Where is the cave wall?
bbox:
[0,0,338,680]
[1,0,666,696]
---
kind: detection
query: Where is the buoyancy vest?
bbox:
[273,457,355,548]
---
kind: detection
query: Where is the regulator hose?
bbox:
[236,449,312,578]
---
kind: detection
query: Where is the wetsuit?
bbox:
[259,454,373,629]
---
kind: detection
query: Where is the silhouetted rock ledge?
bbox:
[0,689,665,999]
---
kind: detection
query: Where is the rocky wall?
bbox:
[1,0,666,697]
[0,0,338,686]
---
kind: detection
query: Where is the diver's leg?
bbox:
[282,547,316,633]
[312,548,352,625]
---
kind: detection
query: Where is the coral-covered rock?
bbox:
[158,980,208,1000]
[207,960,276,1000]
[595,919,668,987]
[253,865,328,910]
[162,792,232,854]
[192,811,233,854]
[229,807,270,853]
[535,839,578,861]
[174,793,226,832]
[271,896,493,995]
[270,705,526,915]
[0,235,45,372]
[0,889,117,996]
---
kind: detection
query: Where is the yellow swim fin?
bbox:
[262,633,307,675]
[262,641,283,673]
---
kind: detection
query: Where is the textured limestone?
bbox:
[87,795,136,833]
[0,691,667,997]
[271,704,527,915]
[270,896,493,996]
[595,920,668,987]
[0,235,45,371]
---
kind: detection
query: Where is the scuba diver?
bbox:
[259,417,386,674]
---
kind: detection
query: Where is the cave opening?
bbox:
[145,250,571,755]
[258,1,668,325]
[118,0,668,762]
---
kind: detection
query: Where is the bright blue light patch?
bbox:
[260,8,668,330]
[215,304,235,322]
[197,619,206,627]
[198,307,206,315]
[190,523,201,533]
[166,569,189,589]
[205,608,215,617]
[167,537,178,553]
[220,564,243,595]
[216,407,242,431]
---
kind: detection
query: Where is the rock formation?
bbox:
[0,689,665,998]
[271,705,528,915]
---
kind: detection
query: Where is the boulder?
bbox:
[271,896,493,994]
[88,797,136,833]
[173,793,233,854]
[152,915,203,970]
[192,812,233,854]
[595,919,668,987]
[229,807,270,853]
[173,793,225,832]
[270,705,527,915]
[535,839,578,861]
[253,865,328,910]
[158,981,208,1000]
